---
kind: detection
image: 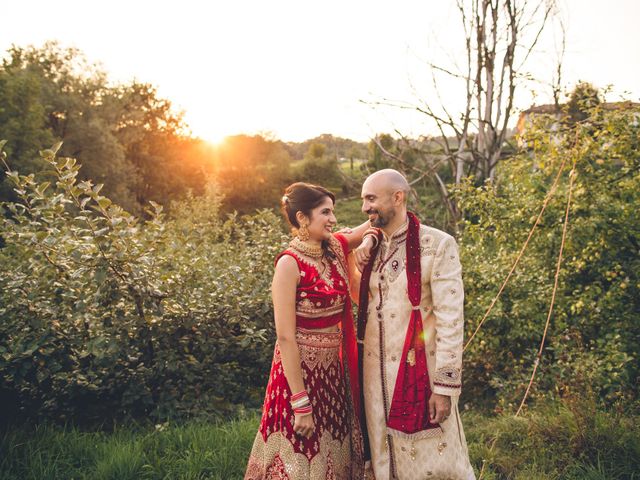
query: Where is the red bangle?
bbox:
[290,391,308,401]
[294,405,312,416]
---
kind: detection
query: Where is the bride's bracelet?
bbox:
[290,390,310,410]
[291,390,312,416]
[293,404,313,416]
[363,227,381,249]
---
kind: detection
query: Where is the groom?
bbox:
[354,169,475,480]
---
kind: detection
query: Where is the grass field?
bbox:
[335,196,366,227]
[1,401,638,479]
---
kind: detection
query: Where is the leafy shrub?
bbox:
[457,106,640,410]
[0,142,286,423]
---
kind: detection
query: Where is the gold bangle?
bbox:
[363,233,379,249]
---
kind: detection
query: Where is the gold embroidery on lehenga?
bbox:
[296,297,345,318]
[273,329,342,371]
[245,431,351,480]
[288,236,348,291]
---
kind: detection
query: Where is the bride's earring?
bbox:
[298,222,310,241]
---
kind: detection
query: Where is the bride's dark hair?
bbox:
[281,182,336,256]
[281,182,335,229]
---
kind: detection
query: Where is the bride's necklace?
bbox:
[290,236,338,287]
[290,236,323,259]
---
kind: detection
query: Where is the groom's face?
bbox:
[361,181,396,228]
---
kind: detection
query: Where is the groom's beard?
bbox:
[368,208,395,228]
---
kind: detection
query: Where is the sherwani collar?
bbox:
[381,217,409,242]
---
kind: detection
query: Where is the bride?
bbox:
[244,182,375,480]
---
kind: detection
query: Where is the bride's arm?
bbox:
[337,220,378,272]
[272,256,305,394]
[272,255,314,437]
[339,220,374,251]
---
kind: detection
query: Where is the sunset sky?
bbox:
[2,0,639,143]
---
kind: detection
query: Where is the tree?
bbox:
[566,81,601,124]
[371,0,561,230]
[307,142,326,160]
[213,134,292,212]
[456,102,640,408]
[298,141,342,188]
[0,42,205,214]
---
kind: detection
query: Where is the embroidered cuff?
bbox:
[433,366,462,395]
[433,383,462,396]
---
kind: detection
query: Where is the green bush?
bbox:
[456,106,640,410]
[0,142,286,423]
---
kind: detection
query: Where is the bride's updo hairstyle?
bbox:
[281,183,337,257]
[281,182,335,233]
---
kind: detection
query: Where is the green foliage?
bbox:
[284,133,367,163]
[212,134,293,213]
[456,106,640,409]
[334,197,367,228]
[0,43,378,218]
[465,397,640,479]
[0,42,208,214]
[567,82,602,124]
[299,143,342,190]
[0,146,287,423]
[367,133,395,171]
[307,142,326,159]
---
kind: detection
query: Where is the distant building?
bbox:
[517,101,640,135]
[516,101,640,149]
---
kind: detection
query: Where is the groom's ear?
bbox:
[392,190,404,206]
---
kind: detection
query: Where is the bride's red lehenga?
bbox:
[245,234,364,480]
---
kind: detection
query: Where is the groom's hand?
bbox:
[429,393,451,424]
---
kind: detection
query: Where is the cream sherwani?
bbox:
[361,218,475,480]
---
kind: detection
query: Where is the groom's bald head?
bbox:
[362,169,410,204]
[361,169,410,228]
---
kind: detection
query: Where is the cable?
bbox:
[463,153,569,352]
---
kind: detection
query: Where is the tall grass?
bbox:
[1,402,638,479]
[0,418,257,480]
[465,401,640,479]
